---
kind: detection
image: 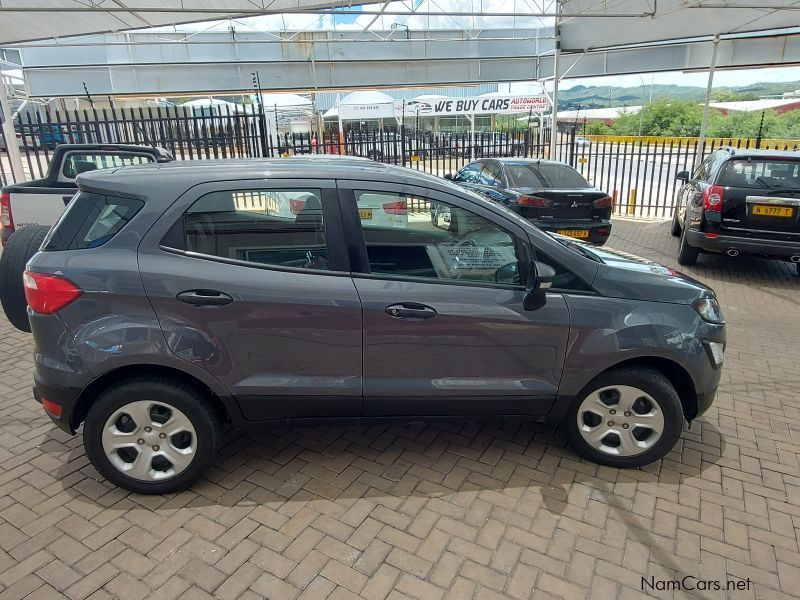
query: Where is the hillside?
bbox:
[559,80,800,109]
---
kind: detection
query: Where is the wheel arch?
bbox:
[71,364,240,432]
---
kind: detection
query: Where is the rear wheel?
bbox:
[670,208,681,236]
[0,225,50,332]
[83,378,221,494]
[563,367,684,468]
[676,217,699,265]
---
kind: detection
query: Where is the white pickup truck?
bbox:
[0,144,172,330]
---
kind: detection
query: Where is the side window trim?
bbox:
[336,180,531,289]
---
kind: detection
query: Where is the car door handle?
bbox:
[176,290,233,306]
[385,303,437,319]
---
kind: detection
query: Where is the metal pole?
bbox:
[0,75,24,183]
[696,35,720,168]
[469,113,475,161]
[549,2,561,160]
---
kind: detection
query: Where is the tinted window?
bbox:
[506,163,590,188]
[480,163,503,186]
[176,189,331,271]
[717,159,800,190]
[355,190,521,284]
[44,192,143,250]
[454,163,483,183]
[692,153,717,181]
[62,153,154,179]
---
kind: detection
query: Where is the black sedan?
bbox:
[446,158,613,245]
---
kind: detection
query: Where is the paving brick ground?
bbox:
[1,218,799,599]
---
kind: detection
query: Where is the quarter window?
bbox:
[177,189,331,271]
[454,163,483,183]
[355,190,521,285]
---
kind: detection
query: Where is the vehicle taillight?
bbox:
[382,201,407,215]
[703,185,724,212]
[1,192,14,233]
[517,195,548,207]
[594,196,612,208]
[23,271,83,315]
[289,198,307,214]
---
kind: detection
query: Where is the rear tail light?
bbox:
[41,397,62,418]
[23,271,83,315]
[594,196,612,208]
[595,227,610,237]
[1,192,14,235]
[517,195,548,207]
[382,201,407,215]
[289,198,307,214]
[703,185,724,212]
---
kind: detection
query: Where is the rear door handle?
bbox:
[176,289,233,306]
[385,303,437,319]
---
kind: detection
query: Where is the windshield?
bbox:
[717,159,800,190]
[507,162,591,189]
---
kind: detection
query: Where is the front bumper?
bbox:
[530,219,612,245]
[687,228,800,259]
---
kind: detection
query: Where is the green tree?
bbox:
[611,100,705,136]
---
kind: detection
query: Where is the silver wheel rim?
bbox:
[576,385,665,457]
[101,400,197,481]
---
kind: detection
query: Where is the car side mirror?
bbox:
[676,171,690,183]
[523,260,556,311]
[444,173,454,180]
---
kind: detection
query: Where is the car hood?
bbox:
[588,243,715,304]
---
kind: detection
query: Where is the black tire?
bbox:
[83,377,222,494]
[676,217,699,266]
[670,208,681,237]
[0,225,50,332]
[563,367,685,468]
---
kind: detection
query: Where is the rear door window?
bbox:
[43,192,143,250]
[171,188,333,271]
[717,159,800,190]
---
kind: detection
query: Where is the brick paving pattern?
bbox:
[0,218,799,599]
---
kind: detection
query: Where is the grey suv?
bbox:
[25,157,725,494]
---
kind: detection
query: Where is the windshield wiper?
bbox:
[552,236,603,263]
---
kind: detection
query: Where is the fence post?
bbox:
[568,125,577,166]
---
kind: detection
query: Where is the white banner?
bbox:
[402,95,549,117]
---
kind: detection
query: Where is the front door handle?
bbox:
[176,289,233,306]
[385,303,437,319]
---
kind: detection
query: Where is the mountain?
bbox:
[558,81,800,109]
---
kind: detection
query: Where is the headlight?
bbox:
[692,298,724,324]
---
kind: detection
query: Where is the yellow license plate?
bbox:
[752,204,793,218]
[359,209,373,219]
[557,229,589,239]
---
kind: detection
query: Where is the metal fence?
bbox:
[3,105,798,218]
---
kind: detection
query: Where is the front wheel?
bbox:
[83,378,222,494]
[563,367,685,468]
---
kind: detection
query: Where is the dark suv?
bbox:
[673,148,800,271]
[26,157,724,494]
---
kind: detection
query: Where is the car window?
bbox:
[355,190,521,285]
[692,153,717,181]
[43,192,143,251]
[454,162,483,183]
[535,247,593,292]
[717,159,800,190]
[176,188,331,271]
[506,162,590,188]
[480,163,503,187]
[62,153,154,179]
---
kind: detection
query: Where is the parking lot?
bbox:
[0,218,795,599]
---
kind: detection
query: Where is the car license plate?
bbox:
[359,209,373,219]
[752,204,793,218]
[557,229,589,239]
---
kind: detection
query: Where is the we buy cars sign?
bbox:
[402,95,549,117]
